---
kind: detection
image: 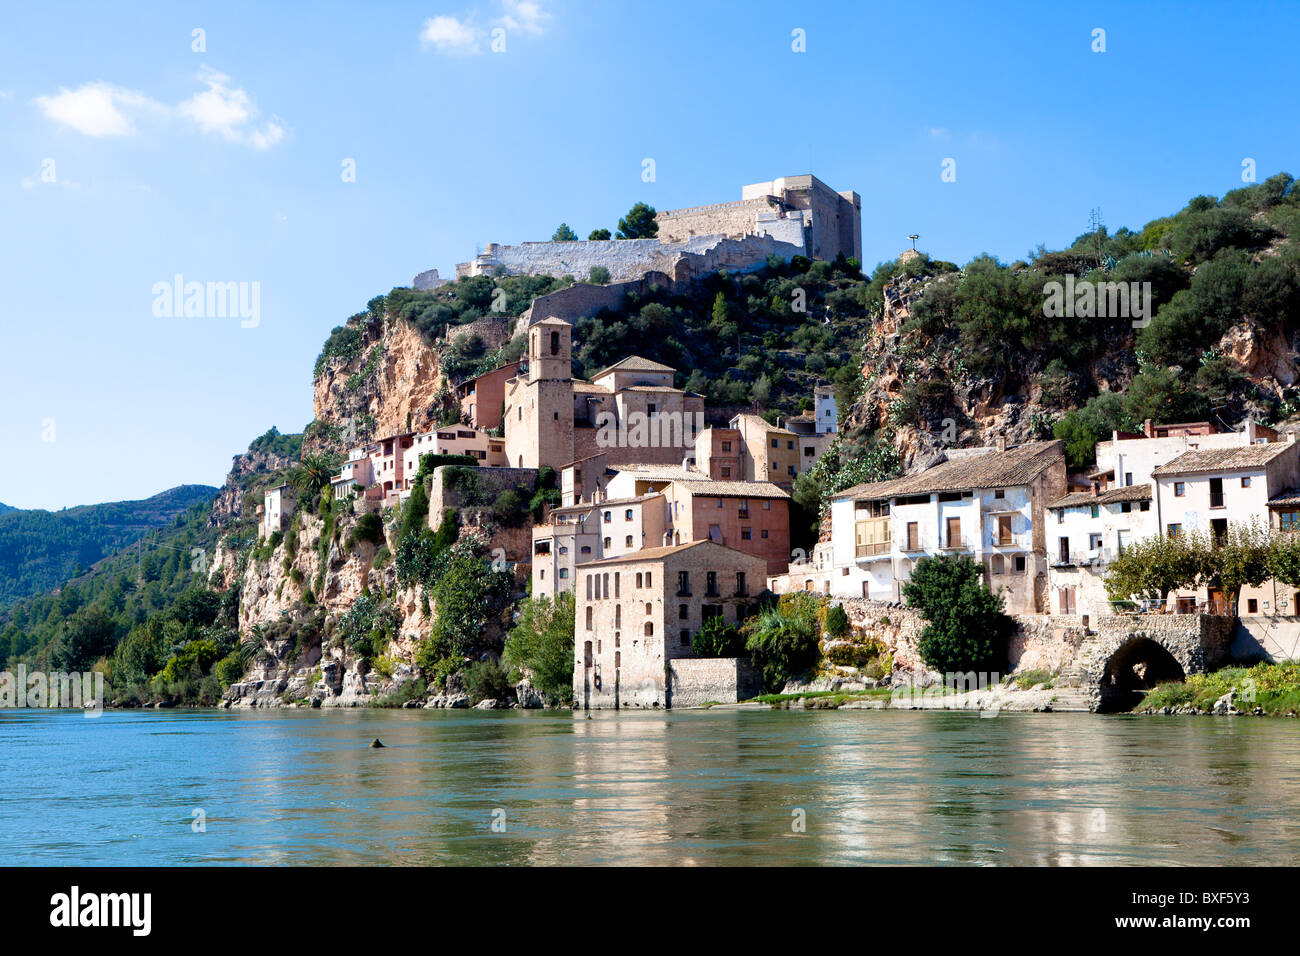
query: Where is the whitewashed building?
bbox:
[776,440,1066,613]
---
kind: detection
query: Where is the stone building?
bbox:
[456,360,521,430]
[657,174,862,263]
[262,484,295,537]
[574,540,767,709]
[502,319,704,471]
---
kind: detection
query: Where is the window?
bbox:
[604,511,612,522]
[615,606,621,627]
[677,571,691,595]
[679,604,688,619]
[770,438,779,449]
[1088,533,1103,550]
[1013,555,1027,574]
[1057,509,1064,524]
[549,330,559,355]
[585,607,593,630]
[636,573,643,588]
[625,535,633,547]
[585,576,592,599]
[581,545,591,554]
[1125,472,1133,486]
[1174,482,1186,497]
[1090,505,1099,519]
[646,573,652,587]
[1120,501,1132,513]
[1242,477,1253,488]
[680,630,690,646]
[644,622,653,637]
[625,509,633,521]
[1167,523,1183,537]
[603,537,611,549]
[735,572,747,596]
[945,516,961,548]
[787,440,794,450]
[992,554,1005,574]
[614,573,620,598]
[994,489,1005,499]
[763,500,771,510]
[1248,598,1259,614]
[721,467,731,478]
[559,568,568,579]
[1209,477,1224,508]
[1139,501,1150,512]
[722,441,732,452]
[741,527,752,540]
[1281,511,1300,531]
[761,529,770,539]
[771,462,778,471]
[706,571,718,596]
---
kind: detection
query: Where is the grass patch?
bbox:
[1137,661,1300,715]
[748,688,894,709]
[1013,668,1057,690]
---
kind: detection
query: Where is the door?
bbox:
[1059,586,1076,615]
[946,516,961,549]
[1058,536,1070,564]
[998,515,1013,547]
[906,522,919,551]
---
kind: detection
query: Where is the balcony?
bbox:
[854,517,891,561]
[939,536,972,551]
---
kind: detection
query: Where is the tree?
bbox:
[1215,521,1272,613]
[1053,392,1129,468]
[692,615,744,658]
[742,594,822,690]
[588,228,611,241]
[1103,532,1202,608]
[503,591,575,703]
[291,452,338,506]
[552,223,579,242]
[1268,531,1300,589]
[588,265,610,285]
[902,555,1012,674]
[616,202,658,240]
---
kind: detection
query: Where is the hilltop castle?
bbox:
[452,174,861,284]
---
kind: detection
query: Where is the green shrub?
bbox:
[692,615,745,658]
[903,555,1013,674]
[502,592,574,703]
[462,659,511,705]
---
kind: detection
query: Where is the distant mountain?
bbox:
[0,502,14,515]
[0,485,217,610]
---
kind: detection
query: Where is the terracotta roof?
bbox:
[731,412,796,436]
[573,381,611,394]
[1150,442,1296,476]
[617,385,688,394]
[1048,484,1152,509]
[833,441,1065,502]
[591,356,676,379]
[673,479,791,500]
[1268,488,1300,508]
[612,464,706,482]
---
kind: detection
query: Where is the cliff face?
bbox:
[842,267,1300,476]
[210,446,298,527]
[310,314,449,454]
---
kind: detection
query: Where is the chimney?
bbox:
[995,436,1006,454]
[1143,418,1154,438]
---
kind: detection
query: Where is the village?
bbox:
[260,174,1300,712]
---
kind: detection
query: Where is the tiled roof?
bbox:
[1150,442,1296,476]
[612,464,706,482]
[573,381,611,394]
[833,441,1065,502]
[591,356,676,379]
[1268,488,1300,507]
[618,385,687,394]
[583,539,757,567]
[674,479,791,500]
[731,412,796,436]
[1048,484,1152,509]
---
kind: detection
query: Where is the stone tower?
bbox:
[504,317,575,469]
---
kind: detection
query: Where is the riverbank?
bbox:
[1134,661,1300,717]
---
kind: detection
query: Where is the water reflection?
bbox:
[1,709,1298,865]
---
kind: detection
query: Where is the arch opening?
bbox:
[1098,637,1185,713]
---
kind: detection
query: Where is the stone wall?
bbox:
[458,233,803,285]
[427,466,538,523]
[443,315,513,350]
[837,599,932,680]
[669,657,763,707]
[1009,614,1087,673]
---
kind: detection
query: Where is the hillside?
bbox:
[0,484,219,610]
[4,170,1299,709]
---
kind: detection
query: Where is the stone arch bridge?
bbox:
[1056,614,1235,712]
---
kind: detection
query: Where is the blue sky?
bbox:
[2,0,1296,510]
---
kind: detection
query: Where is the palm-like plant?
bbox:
[291,452,338,502]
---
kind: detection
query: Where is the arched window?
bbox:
[550,331,560,355]
[615,606,622,627]
[644,622,653,636]
[585,607,593,630]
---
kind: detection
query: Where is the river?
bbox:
[2,708,1298,865]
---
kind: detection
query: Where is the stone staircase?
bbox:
[1048,634,1105,712]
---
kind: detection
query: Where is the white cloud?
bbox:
[34,82,163,137]
[32,69,285,149]
[0,90,14,101]
[498,0,549,35]
[177,67,285,149]
[420,15,482,54]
